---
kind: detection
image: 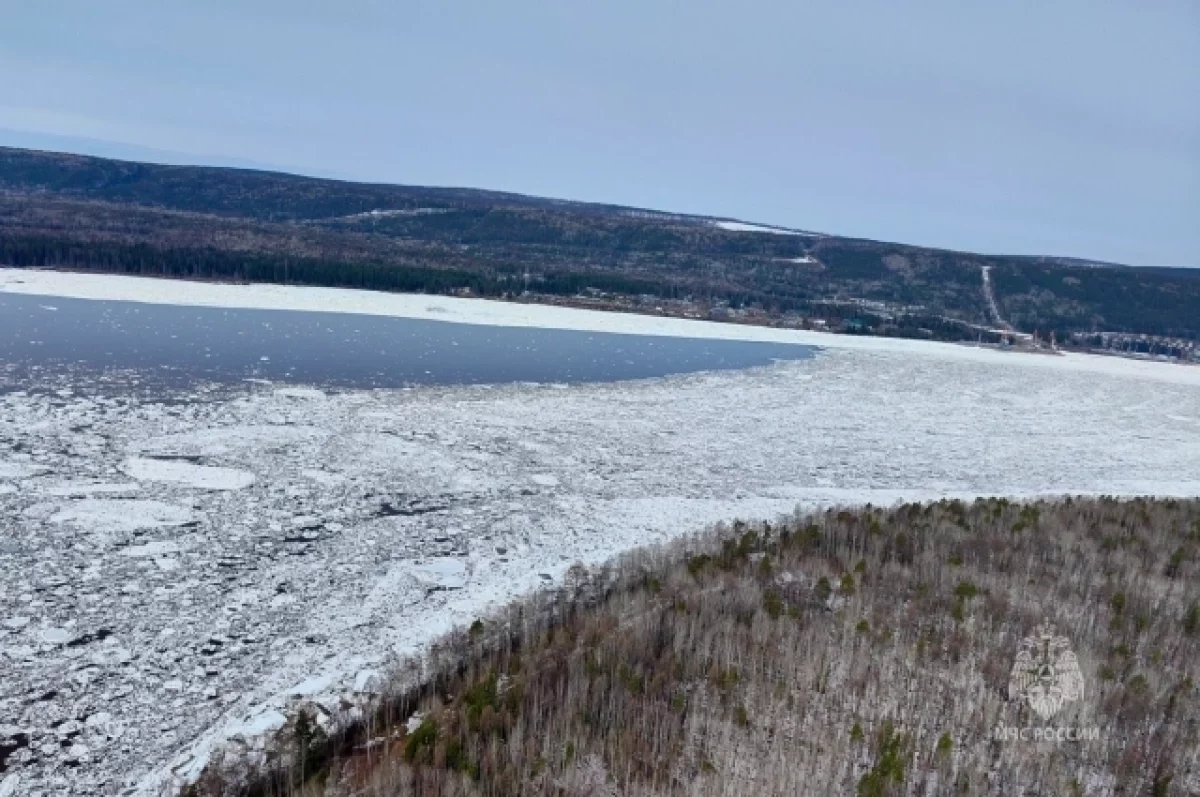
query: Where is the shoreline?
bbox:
[3,267,1199,387]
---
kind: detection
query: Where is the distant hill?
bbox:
[2,146,1197,341]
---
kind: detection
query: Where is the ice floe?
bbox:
[122,457,256,491]
[408,558,469,590]
[0,774,21,797]
[120,541,186,558]
[45,499,197,534]
[0,460,48,480]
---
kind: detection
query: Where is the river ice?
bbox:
[1,273,1200,795]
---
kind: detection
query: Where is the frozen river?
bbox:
[0,292,814,388]
[1,270,1199,796]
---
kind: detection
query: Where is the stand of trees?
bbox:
[0,235,504,295]
[0,234,810,314]
[183,497,1199,797]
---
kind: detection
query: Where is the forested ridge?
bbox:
[184,497,1200,797]
[3,146,1198,341]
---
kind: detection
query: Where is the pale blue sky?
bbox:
[2,1,1196,266]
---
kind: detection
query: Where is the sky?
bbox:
[1,0,1196,267]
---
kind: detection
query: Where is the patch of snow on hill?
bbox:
[714,220,816,236]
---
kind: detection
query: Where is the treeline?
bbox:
[843,311,1004,344]
[181,497,1199,797]
[0,233,976,327]
[0,234,816,315]
[0,234,678,301]
[0,234,498,294]
[1072,333,1195,360]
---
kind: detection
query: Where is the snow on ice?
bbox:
[1,270,1199,795]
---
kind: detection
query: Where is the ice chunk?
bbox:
[123,458,255,490]
[50,500,196,533]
